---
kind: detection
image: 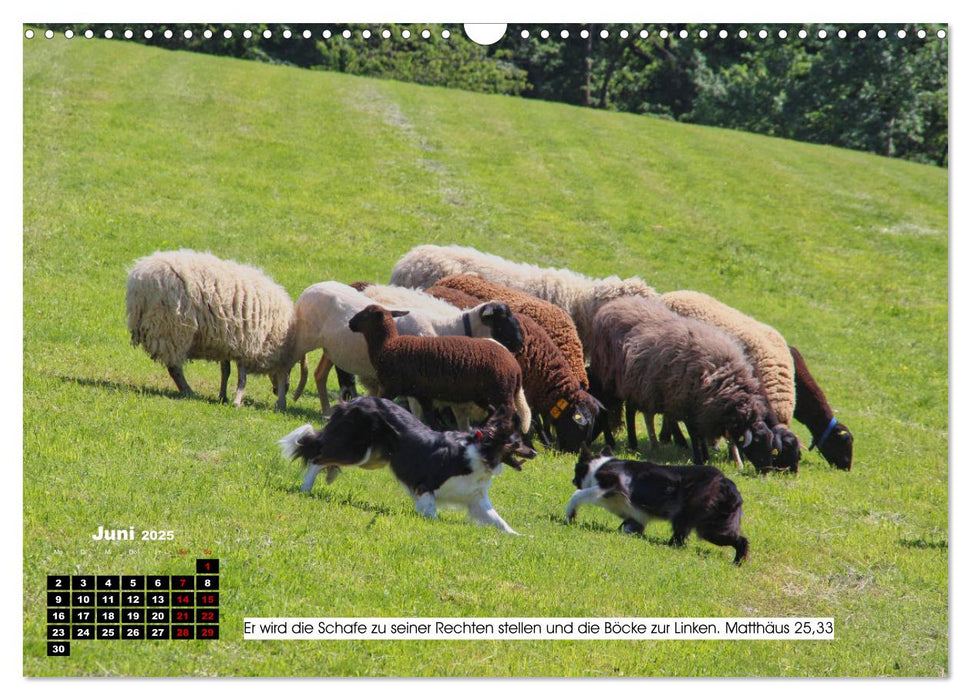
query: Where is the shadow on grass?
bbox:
[545,512,670,545]
[899,537,948,551]
[289,484,398,517]
[54,374,325,420]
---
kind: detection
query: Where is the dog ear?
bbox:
[600,445,613,457]
[579,443,593,460]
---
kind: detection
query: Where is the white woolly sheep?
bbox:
[125,249,305,409]
[291,281,523,415]
[388,244,657,351]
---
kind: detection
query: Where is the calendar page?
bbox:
[21,18,949,679]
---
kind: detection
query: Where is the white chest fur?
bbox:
[432,444,497,505]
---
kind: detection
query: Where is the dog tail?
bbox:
[278,424,317,463]
[513,387,532,434]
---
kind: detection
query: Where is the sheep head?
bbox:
[477,302,524,354]
[551,392,606,453]
[817,422,853,470]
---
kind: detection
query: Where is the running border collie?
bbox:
[279,397,536,534]
[566,446,749,564]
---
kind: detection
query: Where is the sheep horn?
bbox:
[740,430,752,448]
[292,355,309,402]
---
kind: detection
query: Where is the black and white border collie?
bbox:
[566,446,749,565]
[279,397,536,534]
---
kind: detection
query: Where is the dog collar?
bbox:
[810,416,839,451]
[549,398,569,419]
[462,312,473,337]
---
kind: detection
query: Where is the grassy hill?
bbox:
[22,36,947,677]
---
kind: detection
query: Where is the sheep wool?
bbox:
[661,290,795,425]
[589,296,773,467]
[431,274,589,388]
[389,244,657,350]
[126,249,297,406]
[360,283,459,318]
[428,282,602,451]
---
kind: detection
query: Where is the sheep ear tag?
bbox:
[550,397,570,420]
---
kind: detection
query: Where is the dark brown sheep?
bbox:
[426,284,604,452]
[432,274,589,389]
[790,345,853,470]
[348,305,531,432]
[589,296,776,470]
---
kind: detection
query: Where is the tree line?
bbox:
[53,23,948,165]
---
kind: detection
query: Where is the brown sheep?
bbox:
[432,274,588,389]
[348,305,531,432]
[426,284,604,452]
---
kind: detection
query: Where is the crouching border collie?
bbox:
[566,446,749,564]
[279,397,536,534]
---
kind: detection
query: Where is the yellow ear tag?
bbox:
[550,405,562,419]
[557,398,569,410]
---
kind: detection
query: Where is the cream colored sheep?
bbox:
[389,244,657,351]
[125,249,304,408]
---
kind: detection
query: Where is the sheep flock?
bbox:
[126,245,855,549]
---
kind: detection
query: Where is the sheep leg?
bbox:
[670,421,689,448]
[167,365,193,396]
[619,518,644,535]
[335,368,358,402]
[646,414,659,449]
[232,365,247,407]
[419,398,442,430]
[219,361,231,403]
[274,367,289,411]
[536,415,553,448]
[313,354,333,415]
[686,423,707,465]
[660,416,689,448]
[625,404,638,451]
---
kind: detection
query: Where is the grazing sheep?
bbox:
[430,274,589,389]
[360,282,460,317]
[125,249,305,409]
[291,282,523,415]
[348,305,531,433]
[319,280,468,402]
[790,345,854,470]
[661,290,795,425]
[567,446,749,565]
[425,284,604,451]
[389,244,657,350]
[589,296,776,470]
[661,290,800,471]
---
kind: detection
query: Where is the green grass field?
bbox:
[22,36,947,677]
